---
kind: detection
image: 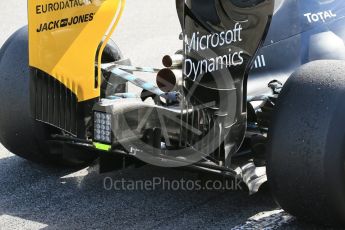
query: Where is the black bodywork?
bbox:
[93,0,274,181]
[249,0,345,97]
[91,0,345,180]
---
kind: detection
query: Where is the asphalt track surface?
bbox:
[0,0,339,229]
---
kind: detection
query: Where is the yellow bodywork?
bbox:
[28,0,125,101]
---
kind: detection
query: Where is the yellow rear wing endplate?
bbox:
[28,0,125,101]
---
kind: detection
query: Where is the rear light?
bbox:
[94,111,112,144]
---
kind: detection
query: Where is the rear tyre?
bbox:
[0,26,51,164]
[0,27,123,167]
[267,60,345,226]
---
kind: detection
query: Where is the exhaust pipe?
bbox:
[156,68,183,92]
[162,54,183,68]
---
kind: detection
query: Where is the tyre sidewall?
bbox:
[267,61,345,225]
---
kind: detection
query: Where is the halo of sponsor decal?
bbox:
[304,10,337,24]
[36,13,94,32]
[36,0,93,14]
[184,23,244,81]
[35,0,98,33]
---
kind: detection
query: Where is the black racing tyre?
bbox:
[99,39,130,97]
[0,26,51,164]
[0,26,123,166]
[101,39,123,63]
[267,60,345,226]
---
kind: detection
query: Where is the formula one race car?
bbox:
[1,0,345,226]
